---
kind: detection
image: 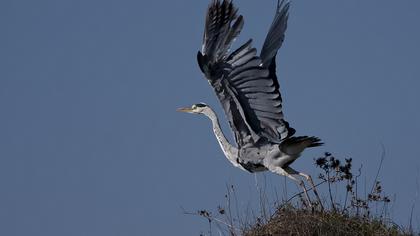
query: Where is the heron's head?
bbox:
[177,103,209,114]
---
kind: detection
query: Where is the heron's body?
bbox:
[178,0,324,207]
[204,106,311,173]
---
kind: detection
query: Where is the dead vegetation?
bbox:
[245,205,404,236]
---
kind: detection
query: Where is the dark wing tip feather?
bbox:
[202,0,242,62]
[260,0,290,66]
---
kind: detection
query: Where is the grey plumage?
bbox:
[180,0,324,208]
[197,0,295,146]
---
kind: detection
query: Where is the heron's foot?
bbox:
[307,175,324,211]
[299,173,324,211]
[298,180,313,208]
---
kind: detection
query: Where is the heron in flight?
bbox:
[178,0,323,207]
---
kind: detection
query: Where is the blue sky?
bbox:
[1,0,420,235]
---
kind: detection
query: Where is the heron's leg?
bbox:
[270,167,312,207]
[286,167,324,210]
[292,174,313,208]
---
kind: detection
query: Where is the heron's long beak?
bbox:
[177,107,194,113]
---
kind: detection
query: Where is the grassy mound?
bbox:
[245,205,406,236]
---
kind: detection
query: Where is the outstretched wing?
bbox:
[259,0,295,140]
[197,0,293,146]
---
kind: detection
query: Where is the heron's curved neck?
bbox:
[204,109,239,163]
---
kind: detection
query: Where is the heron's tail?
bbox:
[280,136,324,155]
[197,0,244,74]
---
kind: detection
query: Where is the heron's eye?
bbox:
[192,105,197,109]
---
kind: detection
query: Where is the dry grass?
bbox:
[245,204,407,236]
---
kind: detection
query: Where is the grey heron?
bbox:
[178,0,323,208]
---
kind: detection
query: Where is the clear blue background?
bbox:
[1,0,420,235]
